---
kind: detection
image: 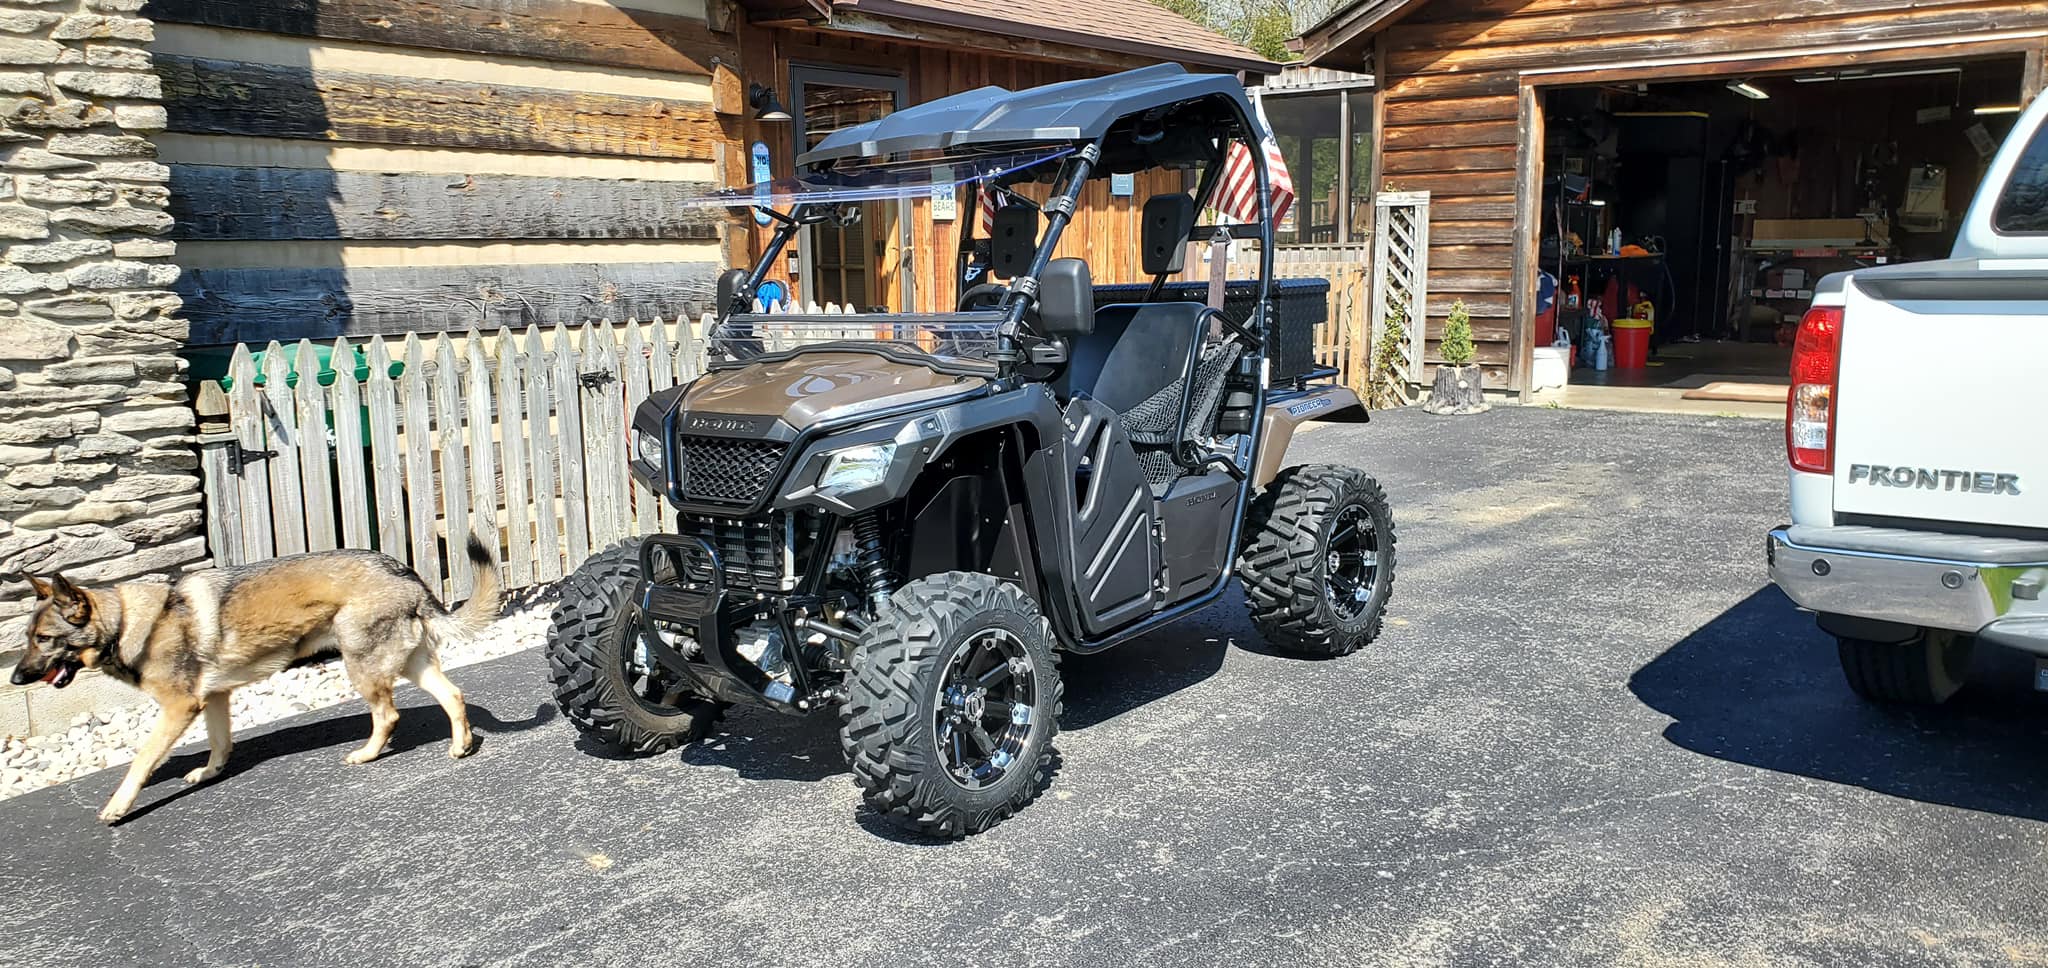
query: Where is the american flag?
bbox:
[1215,106,1294,225]
[976,180,997,236]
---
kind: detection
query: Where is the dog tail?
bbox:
[425,536,502,643]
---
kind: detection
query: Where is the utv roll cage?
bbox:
[710,63,1279,381]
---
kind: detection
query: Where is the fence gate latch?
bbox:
[227,442,278,476]
[579,370,617,390]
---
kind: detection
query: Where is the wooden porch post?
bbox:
[1509,82,1544,403]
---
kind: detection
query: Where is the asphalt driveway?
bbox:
[6,407,2048,968]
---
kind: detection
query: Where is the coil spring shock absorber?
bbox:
[852,511,894,613]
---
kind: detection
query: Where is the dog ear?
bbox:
[50,573,82,601]
[47,573,90,624]
[25,575,54,599]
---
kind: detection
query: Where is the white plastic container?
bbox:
[1531,346,1570,390]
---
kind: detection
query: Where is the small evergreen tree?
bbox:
[1440,298,1475,366]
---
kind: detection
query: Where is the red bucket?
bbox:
[1611,318,1652,369]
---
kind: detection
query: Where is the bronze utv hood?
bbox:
[680,351,989,431]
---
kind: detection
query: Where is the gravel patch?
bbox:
[0,603,551,801]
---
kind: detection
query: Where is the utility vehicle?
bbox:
[1768,92,2048,705]
[545,65,1397,836]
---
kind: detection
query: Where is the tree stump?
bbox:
[1423,363,1490,415]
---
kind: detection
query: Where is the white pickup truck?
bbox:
[1768,93,2048,705]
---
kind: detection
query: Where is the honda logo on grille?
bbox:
[686,413,769,436]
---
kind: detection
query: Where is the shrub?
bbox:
[1441,298,1475,366]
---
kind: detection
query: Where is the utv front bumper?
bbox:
[1767,524,2048,654]
[633,533,837,713]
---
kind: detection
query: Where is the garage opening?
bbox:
[1534,56,2029,407]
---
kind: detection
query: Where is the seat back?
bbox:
[1061,302,1206,416]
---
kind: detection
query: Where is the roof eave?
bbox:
[1296,0,1433,68]
[833,0,1281,75]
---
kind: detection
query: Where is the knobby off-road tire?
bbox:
[1239,464,1397,657]
[840,572,1063,838]
[546,539,720,755]
[1836,627,1974,706]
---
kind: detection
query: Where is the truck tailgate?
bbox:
[1832,261,2048,530]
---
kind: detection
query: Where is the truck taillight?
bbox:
[1787,306,1843,474]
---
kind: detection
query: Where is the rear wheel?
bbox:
[1239,464,1397,657]
[1836,627,1974,706]
[839,572,1062,838]
[546,540,722,755]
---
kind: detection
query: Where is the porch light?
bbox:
[750,83,793,123]
[1726,81,1770,100]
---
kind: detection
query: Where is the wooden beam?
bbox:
[1523,33,2048,87]
[813,13,1158,72]
[1390,0,2012,55]
[178,262,719,344]
[1378,171,1518,196]
[1382,120,1519,150]
[1509,83,1541,402]
[2024,41,2046,103]
[143,0,737,76]
[1384,95,1519,126]
[1382,71,1520,103]
[167,165,719,241]
[1427,243,1516,269]
[160,55,721,160]
[1381,146,1518,176]
[1389,7,2048,76]
[712,63,745,116]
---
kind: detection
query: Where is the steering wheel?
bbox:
[957,283,1008,312]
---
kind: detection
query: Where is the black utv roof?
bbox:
[796,64,1255,168]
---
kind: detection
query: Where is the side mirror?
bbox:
[715,268,750,315]
[1038,258,1093,336]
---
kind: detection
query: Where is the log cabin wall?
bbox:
[1362,0,2048,393]
[144,0,734,345]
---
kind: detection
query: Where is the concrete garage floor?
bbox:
[6,408,2048,967]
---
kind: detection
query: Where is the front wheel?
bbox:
[839,573,1063,838]
[1836,627,1974,706]
[1238,464,1397,657]
[546,540,722,755]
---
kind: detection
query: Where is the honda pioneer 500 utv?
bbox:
[544,64,1396,837]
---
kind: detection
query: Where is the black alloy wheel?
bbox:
[934,628,1040,791]
[1325,503,1382,622]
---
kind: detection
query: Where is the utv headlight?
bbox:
[632,428,664,473]
[817,442,895,492]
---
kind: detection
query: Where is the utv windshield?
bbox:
[688,147,1079,367]
[689,147,1075,210]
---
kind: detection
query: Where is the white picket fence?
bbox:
[196,319,688,601]
[194,304,893,601]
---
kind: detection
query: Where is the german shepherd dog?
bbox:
[9,539,500,824]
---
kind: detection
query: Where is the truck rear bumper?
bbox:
[1768,525,2048,654]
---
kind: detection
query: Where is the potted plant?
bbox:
[1423,299,1489,415]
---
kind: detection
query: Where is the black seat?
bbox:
[1061,302,1218,490]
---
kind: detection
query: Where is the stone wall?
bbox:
[0,0,201,646]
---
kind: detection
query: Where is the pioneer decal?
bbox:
[1286,396,1335,418]
[1846,464,2022,495]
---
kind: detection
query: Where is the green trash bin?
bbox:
[185,343,408,552]
[189,341,396,391]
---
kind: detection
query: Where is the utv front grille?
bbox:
[676,435,786,505]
